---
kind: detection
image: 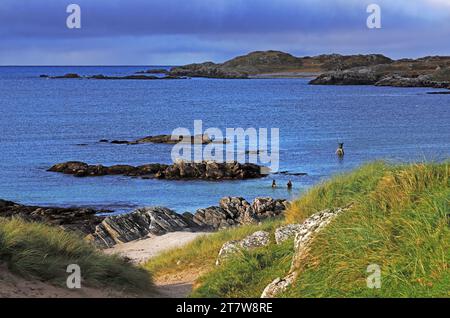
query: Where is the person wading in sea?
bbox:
[336,143,344,158]
[287,180,292,190]
[272,180,277,188]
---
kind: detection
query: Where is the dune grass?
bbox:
[176,161,449,298]
[191,239,294,298]
[0,218,154,294]
[144,219,283,279]
[282,161,449,297]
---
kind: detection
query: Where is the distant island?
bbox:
[41,50,450,90]
[169,50,450,89]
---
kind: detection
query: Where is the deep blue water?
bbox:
[0,66,449,213]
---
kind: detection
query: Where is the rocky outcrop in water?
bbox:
[50,73,82,79]
[47,161,265,180]
[0,199,103,234]
[46,73,184,80]
[101,134,226,145]
[135,69,169,75]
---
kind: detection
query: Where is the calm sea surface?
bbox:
[0,66,449,213]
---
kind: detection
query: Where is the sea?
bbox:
[0,66,449,214]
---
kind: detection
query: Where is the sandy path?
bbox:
[104,231,210,264]
[105,231,211,298]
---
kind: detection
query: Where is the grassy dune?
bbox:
[0,218,154,294]
[284,161,449,297]
[150,161,449,298]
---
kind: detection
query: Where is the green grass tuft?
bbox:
[191,239,294,298]
[0,218,154,294]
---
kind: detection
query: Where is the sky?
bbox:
[0,0,449,65]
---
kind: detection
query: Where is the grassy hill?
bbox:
[147,161,449,298]
[0,218,154,295]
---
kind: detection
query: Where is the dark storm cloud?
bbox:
[0,0,449,64]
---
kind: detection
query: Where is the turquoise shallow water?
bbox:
[0,66,449,213]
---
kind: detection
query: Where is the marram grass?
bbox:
[0,218,154,294]
[161,161,449,298]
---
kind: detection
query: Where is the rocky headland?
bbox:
[310,56,450,89]
[168,50,450,89]
[47,161,265,180]
[168,50,391,79]
[0,196,288,249]
[39,51,450,89]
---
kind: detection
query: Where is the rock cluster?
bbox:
[88,196,287,248]
[189,197,288,230]
[135,69,169,74]
[87,207,200,248]
[310,58,450,89]
[47,161,265,180]
[216,231,271,265]
[0,195,288,249]
[102,134,227,145]
[0,199,103,234]
[46,73,184,80]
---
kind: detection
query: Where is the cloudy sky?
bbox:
[0,0,449,65]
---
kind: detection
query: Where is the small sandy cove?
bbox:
[104,231,211,297]
[104,231,210,264]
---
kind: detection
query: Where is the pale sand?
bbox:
[104,231,211,265]
[105,231,212,298]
